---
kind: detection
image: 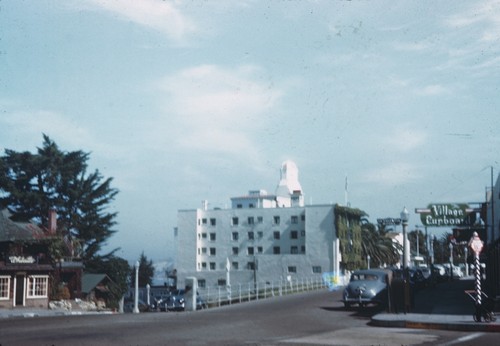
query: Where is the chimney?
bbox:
[49,208,57,234]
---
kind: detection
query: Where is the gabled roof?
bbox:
[82,273,114,294]
[0,209,46,242]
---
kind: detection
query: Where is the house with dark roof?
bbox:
[0,209,83,309]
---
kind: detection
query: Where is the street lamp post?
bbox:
[133,260,140,314]
[400,207,410,313]
[400,207,410,270]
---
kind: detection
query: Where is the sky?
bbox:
[1,1,500,265]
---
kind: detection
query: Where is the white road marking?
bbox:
[438,332,483,346]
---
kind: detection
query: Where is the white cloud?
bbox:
[87,0,197,43]
[393,41,431,52]
[158,64,283,157]
[361,162,421,186]
[0,109,130,163]
[415,84,450,96]
[384,126,427,153]
[1,110,91,148]
[445,0,500,42]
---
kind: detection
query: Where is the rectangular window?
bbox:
[312,266,322,273]
[232,247,239,255]
[247,247,254,255]
[237,204,243,209]
[201,247,207,254]
[290,230,298,239]
[257,246,263,254]
[210,218,216,226]
[232,217,239,226]
[27,275,48,298]
[249,204,255,208]
[209,262,216,270]
[202,218,207,225]
[273,246,280,254]
[210,248,216,256]
[291,216,298,224]
[218,279,227,286]
[273,231,280,240]
[247,262,255,270]
[291,246,298,254]
[257,216,263,223]
[301,214,305,222]
[248,231,254,240]
[301,245,306,254]
[301,230,306,237]
[201,233,207,239]
[232,262,239,270]
[210,233,216,241]
[232,232,239,241]
[0,276,10,299]
[273,216,280,225]
[201,262,207,270]
[257,231,263,239]
[198,279,206,288]
[248,216,254,225]
[288,266,297,273]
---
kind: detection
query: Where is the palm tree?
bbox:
[361,220,401,268]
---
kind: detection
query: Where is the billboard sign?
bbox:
[418,203,470,227]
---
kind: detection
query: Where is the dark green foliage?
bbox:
[131,252,155,287]
[0,135,119,261]
[361,222,401,268]
[335,204,366,270]
[335,204,400,270]
[86,255,131,309]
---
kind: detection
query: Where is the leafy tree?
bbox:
[130,252,155,287]
[0,135,119,261]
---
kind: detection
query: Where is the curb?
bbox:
[371,313,500,333]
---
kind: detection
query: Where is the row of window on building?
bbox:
[0,275,48,300]
[197,230,306,242]
[197,244,306,257]
[197,214,306,227]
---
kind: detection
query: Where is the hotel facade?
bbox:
[174,161,342,292]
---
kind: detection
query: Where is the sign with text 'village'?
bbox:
[417,203,470,227]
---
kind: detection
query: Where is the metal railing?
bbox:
[199,277,328,308]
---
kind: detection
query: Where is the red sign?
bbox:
[469,233,484,254]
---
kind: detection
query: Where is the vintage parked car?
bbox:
[163,289,207,311]
[343,269,390,309]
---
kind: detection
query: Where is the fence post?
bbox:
[218,286,221,307]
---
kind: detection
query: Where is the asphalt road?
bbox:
[0,290,496,345]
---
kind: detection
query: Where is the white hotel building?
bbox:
[174,161,341,291]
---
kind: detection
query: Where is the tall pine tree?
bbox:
[0,134,119,261]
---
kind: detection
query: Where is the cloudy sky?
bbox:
[1,1,499,264]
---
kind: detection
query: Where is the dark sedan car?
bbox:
[343,269,390,309]
[163,289,207,311]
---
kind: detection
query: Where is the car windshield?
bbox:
[351,273,378,281]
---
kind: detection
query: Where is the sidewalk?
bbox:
[371,277,500,332]
[0,301,115,319]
